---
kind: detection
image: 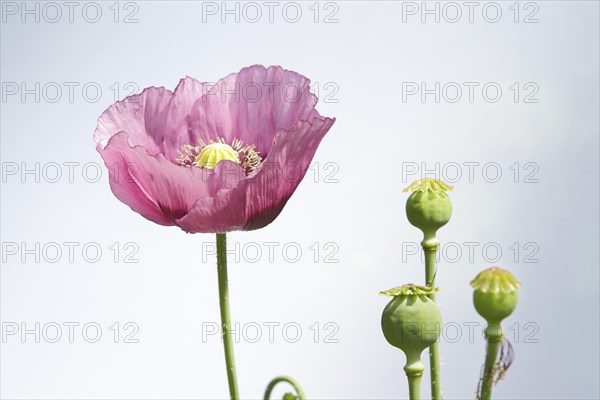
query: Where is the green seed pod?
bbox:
[381,284,441,374]
[471,267,520,335]
[473,268,520,399]
[404,179,453,246]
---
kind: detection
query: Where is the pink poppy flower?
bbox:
[94,65,335,233]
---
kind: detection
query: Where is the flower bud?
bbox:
[404,179,453,246]
[381,284,441,373]
[471,267,520,328]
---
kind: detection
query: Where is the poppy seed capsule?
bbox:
[381,284,442,374]
[471,267,520,337]
[404,179,453,246]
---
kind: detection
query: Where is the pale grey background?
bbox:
[1,1,599,399]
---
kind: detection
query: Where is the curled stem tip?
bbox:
[264,376,305,400]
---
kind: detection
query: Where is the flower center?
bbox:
[194,142,240,169]
[177,137,262,174]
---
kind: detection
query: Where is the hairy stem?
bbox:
[217,233,239,400]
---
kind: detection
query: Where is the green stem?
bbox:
[407,374,422,400]
[480,327,502,400]
[423,243,441,400]
[404,354,425,400]
[424,246,437,290]
[263,376,305,400]
[216,233,240,400]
